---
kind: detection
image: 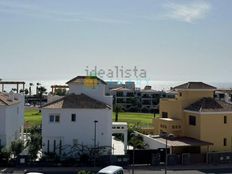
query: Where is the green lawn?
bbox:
[24,108,155,127]
[112,112,154,127]
[24,108,42,127]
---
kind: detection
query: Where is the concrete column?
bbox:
[124,132,128,153]
[23,83,25,90]
[17,84,19,93]
[2,84,4,92]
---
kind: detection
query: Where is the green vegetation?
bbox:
[24,108,42,127]
[24,108,155,127]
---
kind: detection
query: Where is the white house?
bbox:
[41,76,113,156]
[0,92,24,148]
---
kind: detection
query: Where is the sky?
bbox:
[0,0,232,83]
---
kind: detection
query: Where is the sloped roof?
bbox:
[154,137,213,147]
[66,76,106,85]
[185,97,232,112]
[173,82,216,90]
[111,87,132,91]
[42,93,111,109]
[0,93,19,106]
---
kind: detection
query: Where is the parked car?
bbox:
[97,165,123,174]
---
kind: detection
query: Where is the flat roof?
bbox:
[112,122,128,126]
[153,137,213,147]
[159,118,181,122]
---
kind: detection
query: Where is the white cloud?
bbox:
[164,1,211,23]
[0,1,128,24]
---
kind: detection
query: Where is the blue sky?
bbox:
[0,0,232,82]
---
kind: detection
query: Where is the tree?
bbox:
[113,104,122,122]
[24,88,29,95]
[10,140,24,157]
[54,88,66,96]
[37,86,47,106]
[36,82,41,95]
[0,148,10,163]
[28,128,42,161]
[78,170,92,174]
[19,88,29,95]
[29,83,33,96]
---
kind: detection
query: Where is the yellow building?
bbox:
[153,82,232,153]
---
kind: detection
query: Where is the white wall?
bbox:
[68,83,112,106]
[135,132,168,149]
[5,104,22,146]
[0,93,24,148]
[42,108,112,154]
[0,106,6,147]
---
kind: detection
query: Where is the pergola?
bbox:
[0,81,25,93]
[51,85,69,94]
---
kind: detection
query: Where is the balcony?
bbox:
[159,118,182,133]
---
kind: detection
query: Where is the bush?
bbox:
[78,170,93,174]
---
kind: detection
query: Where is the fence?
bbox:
[207,152,232,164]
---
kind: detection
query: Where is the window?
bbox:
[224,116,227,124]
[49,115,54,122]
[224,138,227,146]
[189,115,196,126]
[179,92,182,97]
[55,115,60,123]
[162,112,168,118]
[50,114,60,123]
[71,114,76,122]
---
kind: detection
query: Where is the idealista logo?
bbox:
[85,66,147,79]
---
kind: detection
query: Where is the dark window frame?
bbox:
[189,115,196,126]
[55,115,60,123]
[49,115,54,122]
[224,138,227,146]
[224,116,227,124]
[71,114,76,122]
[162,112,168,118]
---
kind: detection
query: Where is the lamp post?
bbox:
[165,136,168,174]
[94,120,98,167]
[164,133,174,174]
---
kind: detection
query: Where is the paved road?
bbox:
[1,167,232,174]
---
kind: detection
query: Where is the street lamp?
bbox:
[164,133,174,174]
[93,120,98,167]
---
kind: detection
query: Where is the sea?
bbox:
[2,79,232,94]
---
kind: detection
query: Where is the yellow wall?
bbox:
[200,114,232,152]
[154,88,232,153]
[179,90,214,108]
[157,89,214,137]
[183,112,201,139]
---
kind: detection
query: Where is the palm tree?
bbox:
[129,134,147,174]
[36,83,41,95]
[29,83,33,96]
[37,86,47,106]
[113,104,122,122]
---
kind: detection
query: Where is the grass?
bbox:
[24,108,42,127]
[112,112,154,127]
[24,108,155,128]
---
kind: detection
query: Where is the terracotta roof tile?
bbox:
[42,93,111,109]
[185,97,232,112]
[0,93,19,106]
[173,82,216,90]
